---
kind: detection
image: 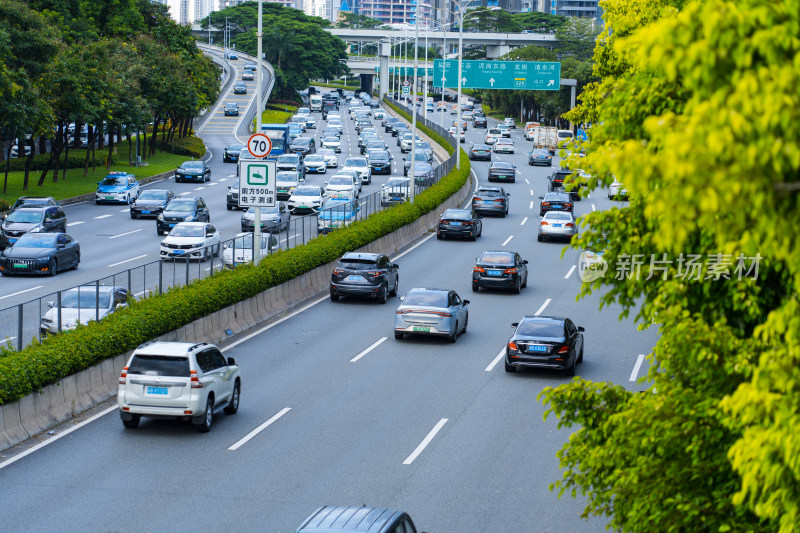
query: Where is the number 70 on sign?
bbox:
[247,133,272,158]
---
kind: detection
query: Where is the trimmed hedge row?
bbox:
[383,99,456,157]
[0,149,471,404]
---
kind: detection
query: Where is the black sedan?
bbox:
[488,161,517,183]
[224,103,239,116]
[289,137,316,156]
[367,150,392,175]
[223,143,245,163]
[528,148,553,166]
[472,186,509,217]
[539,192,573,217]
[437,208,482,240]
[233,81,247,94]
[0,232,80,276]
[130,189,175,219]
[474,116,487,128]
[329,252,400,303]
[505,316,584,376]
[472,250,528,293]
[468,143,492,161]
[175,160,210,183]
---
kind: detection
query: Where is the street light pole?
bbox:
[254,0,263,263]
[456,2,464,170]
[410,5,419,204]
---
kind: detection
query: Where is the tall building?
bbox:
[540,0,600,18]
[357,0,431,26]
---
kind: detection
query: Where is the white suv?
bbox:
[118,342,241,432]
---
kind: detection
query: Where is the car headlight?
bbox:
[184,215,196,222]
[157,214,164,221]
[29,224,42,233]
[41,317,52,324]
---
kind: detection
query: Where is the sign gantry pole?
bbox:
[255,0,263,263]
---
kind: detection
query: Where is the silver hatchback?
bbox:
[394,288,469,343]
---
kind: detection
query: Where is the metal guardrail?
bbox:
[0,107,458,353]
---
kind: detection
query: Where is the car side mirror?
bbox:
[511,322,518,327]
[48,301,54,308]
[463,300,470,305]
[523,260,529,264]
[227,357,237,366]
[57,243,65,249]
[578,326,585,332]
[399,296,405,302]
[538,196,544,199]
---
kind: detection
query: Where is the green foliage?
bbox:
[1,151,115,172]
[510,11,568,33]
[0,134,470,406]
[463,8,521,33]
[541,0,800,530]
[336,12,385,29]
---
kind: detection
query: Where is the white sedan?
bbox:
[325,175,359,199]
[222,232,279,268]
[319,148,339,168]
[160,222,221,261]
[321,136,342,153]
[609,178,629,199]
[288,185,327,214]
[493,138,515,153]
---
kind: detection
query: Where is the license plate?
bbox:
[553,224,562,227]
[8,238,16,243]
[169,223,176,227]
[450,221,461,226]
[106,196,114,200]
[488,270,502,276]
[346,275,364,282]
[391,196,402,200]
[174,250,185,255]
[13,262,27,268]
[552,204,562,208]
[528,345,548,353]
[413,326,430,332]
[142,210,151,214]
[146,386,168,395]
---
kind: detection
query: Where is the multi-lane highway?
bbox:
[0,94,658,531]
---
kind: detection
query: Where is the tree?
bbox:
[336,12,385,29]
[555,18,599,62]
[463,8,520,33]
[263,28,295,70]
[510,11,567,33]
[540,0,800,530]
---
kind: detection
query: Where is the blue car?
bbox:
[288,123,303,140]
[317,198,360,235]
[95,172,140,204]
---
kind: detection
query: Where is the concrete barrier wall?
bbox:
[0,157,472,454]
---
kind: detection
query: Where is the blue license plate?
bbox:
[174,250,185,255]
[169,223,176,227]
[9,238,16,244]
[142,210,151,214]
[553,224,562,227]
[146,386,168,395]
[552,204,562,208]
[488,270,502,276]
[346,275,363,282]
[528,345,548,353]
[391,196,402,200]
[450,221,461,226]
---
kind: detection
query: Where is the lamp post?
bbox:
[254,0,263,263]
[410,3,420,204]
[455,0,477,169]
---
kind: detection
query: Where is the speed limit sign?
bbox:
[247,133,272,158]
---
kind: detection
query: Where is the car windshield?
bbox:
[533,149,550,156]
[344,159,367,167]
[138,190,167,201]
[328,177,352,186]
[14,233,57,248]
[417,143,431,150]
[403,291,448,308]
[276,173,299,183]
[478,189,503,197]
[13,198,52,209]
[544,212,573,220]
[127,355,190,377]
[516,320,564,338]
[241,203,281,215]
[443,209,471,220]
[225,104,237,109]
[231,234,271,249]
[60,289,112,309]
[305,155,324,163]
[386,178,409,188]
[277,155,299,164]
[5,210,43,223]
[546,193,570,202]
[479,252,513,265]
[169,225,204,237]
[181,161,203,169]
[166,200,195,213]
[488,129,501,135]
[492,162,514,170]
[292,187,320,196]
[338,258,378,268]
[369,152,389,162]
[473,145,490,151]
[101,176,126,186]
[412,153,427,161]
[323,137,339,143]
[292,139,310,147]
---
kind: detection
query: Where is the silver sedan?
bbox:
[394,288,469,343]
[538,211,578,242]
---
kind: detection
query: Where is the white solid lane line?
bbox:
[564,265,576,279]
[280,233,302,244]
[0,286,43,301]
[403,418,449,465]
[93,214,112,220]
[207,182,218,186]
[350,337,388,363]
[534,298,552,316]
[502,235,514,247]
[485,346,506,372]
[107,254,148,268]
[67,221,85,227]
[194,186,206,191]
[592,204,596,212]
[109,228,142,240]
[224,176,233,179]
[630,354,646,382]
[520,217,528,226]
[228,407,292,451]
[0,406,117,471]
[119,208,129,213]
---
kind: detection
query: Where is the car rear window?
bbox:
[128,355,190,377]
[404,291,448,307]
[517,321,564,338]
[443,209,470,220]
[338,259,379,269]
[479,252,513,265]
[478,189,502,197]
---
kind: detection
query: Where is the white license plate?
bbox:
[146,386,168,395]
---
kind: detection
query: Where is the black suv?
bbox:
[223,143,245,163]
[9,196,58,212]
[329,252,400,304]
[384,117,401,133]
[130,189,175,219]
[0,206,67,249]
[156,197,210,235]
[548,169,582,200]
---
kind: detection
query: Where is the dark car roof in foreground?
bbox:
[297,505,407,533]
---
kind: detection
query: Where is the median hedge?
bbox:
[0,145,470,405]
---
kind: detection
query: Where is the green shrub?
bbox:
[0,115,471,405]
[162,135,205,158]
[1,151,115,172]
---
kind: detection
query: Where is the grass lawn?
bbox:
[258,104,297,126]
[0,135,204,205]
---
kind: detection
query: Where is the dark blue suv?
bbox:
[297,506,423,533]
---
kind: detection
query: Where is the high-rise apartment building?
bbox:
[539,0,600,18]
[357,0,431,26]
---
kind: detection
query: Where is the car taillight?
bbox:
[333,268,345,274]
[191,370,203,388]
[558,345,569,354]
[541,221,549,226]
[436,312,453,317]
[119,367,128,385]
[508,342,518,351]
[473,266,485,273]
[565,203,573,209]
[504,268,517,274]
[566,223,575,227]
[542,202,550,207]
[463,221,473,226]
[366,270,382,277]
[396,310,409,315]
